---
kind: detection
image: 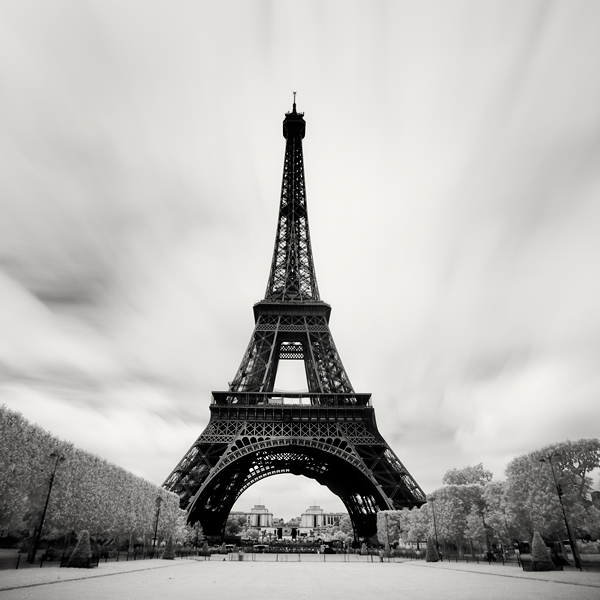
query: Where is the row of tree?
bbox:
[0,404,190,549]
[375,439,600,556]
[3,402,598,557]
[222,439,599,554]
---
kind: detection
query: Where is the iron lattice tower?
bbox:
[163,102,425,541]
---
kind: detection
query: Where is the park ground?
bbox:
[1,556,600,600]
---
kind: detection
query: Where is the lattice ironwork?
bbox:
[229,311,353,395]
[279,341,304,359]
[244,421,345,439]
[265,104,318,302]
[209,437,366,481]
[163,102,425,543]
[339,423,381,444]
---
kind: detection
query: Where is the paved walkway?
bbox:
[1,557,599,600]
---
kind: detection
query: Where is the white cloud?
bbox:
[1,0,600,517]
[0,381,205,485]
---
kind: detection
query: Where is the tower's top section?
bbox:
[263,100,320,302]
[283,94,306,139]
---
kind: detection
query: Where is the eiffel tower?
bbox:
[163,99,425,541]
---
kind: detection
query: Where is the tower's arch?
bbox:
[187,438,389,539]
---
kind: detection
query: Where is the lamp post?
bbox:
[429,496,440,556]
[153,496,162,551]
[194,521,200,549]
[29,451,66,564]
[128,494,135,554]
[383,511,391,555]
[540,452,582,571]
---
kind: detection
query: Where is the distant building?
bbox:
[300,505,344,528]
[237,504,347,542]
[244,504,274,528]
[591,490,600,503]
[299,505,345,537]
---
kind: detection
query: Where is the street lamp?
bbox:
[28,450,66,564]
[194,521,201,549]
[153,496,163,551]
[539,452,582,571]
[383,511,390,554]
[429,495,440,556]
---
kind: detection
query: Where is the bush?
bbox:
[531,532,555,571]
[425,536,440,562]
[163,534,175,560]
[67,530,93,568]
[578,542,600,555]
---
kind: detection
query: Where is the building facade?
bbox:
[300,505,345,530]
[244,504,274,528]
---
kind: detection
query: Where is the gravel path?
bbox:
[1,557,599,600]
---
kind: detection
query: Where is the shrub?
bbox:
[425,536,440,562]
[67,530,92,568]
[163,534,175,560]
[531,532,555,571]
[579,542,600,555]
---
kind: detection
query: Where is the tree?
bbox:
[442,463,493,486]
[429,487,471,556]
[531,531,555,571]
[225,514,247,536]
[396,508,414,542]
[0,405,65,533]
[504,439,600,542]
[461,488,492,553]
[0,404,183,547]
[320,514,354,547]
[548,439,600,502]
[465,505,487,548]
[481,481,515,548]
[437,464,499,555]
[337,515,354,545]
[182,521,204,547]
[376,510,405,547]
[174,513,195,546]
[330,529,351,546]
[401,506,431,549]
[582,504,600,540]
[157,494,187,543]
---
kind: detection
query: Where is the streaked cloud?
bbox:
[1,0,599,518]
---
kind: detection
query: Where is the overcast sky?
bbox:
[1,0,600,520]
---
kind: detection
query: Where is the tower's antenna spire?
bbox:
[293,91,297,112]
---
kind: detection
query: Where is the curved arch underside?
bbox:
[188,441,385,539]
